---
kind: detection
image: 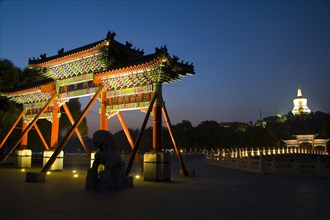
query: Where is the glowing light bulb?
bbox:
[46,171,51,175]
[21,169,25,172]
[135,175,141,179]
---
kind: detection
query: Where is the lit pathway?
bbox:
[1,156,329,219]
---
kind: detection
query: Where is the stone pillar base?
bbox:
[15,149,32,168]
[143,151,170,181]
[43,150,64,171]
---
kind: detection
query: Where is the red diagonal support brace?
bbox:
[162,102,188,176]
[34,123,49,150]
[117,111,143,171]
[0,110,24,149]
[62,103,90,158]
[125,91,158,176]
[0,94,57,164]
[41,86,104,173]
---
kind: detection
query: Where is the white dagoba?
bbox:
[292,88,311,115]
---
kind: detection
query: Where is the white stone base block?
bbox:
[90,151,105,173]
[90,151,96,168]
[43,150,64,171]
[143,151,170,181]
[15,149,32,168]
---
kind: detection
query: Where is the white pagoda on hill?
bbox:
[291,88,311,115]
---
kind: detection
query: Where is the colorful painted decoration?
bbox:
[1,32,194,115]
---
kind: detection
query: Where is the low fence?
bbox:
[205,148,330,177]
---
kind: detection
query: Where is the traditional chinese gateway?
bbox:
[0,32,194,181]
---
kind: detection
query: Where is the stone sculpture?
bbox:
[86,130,133,191]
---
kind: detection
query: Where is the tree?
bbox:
[114,129,138,153]
[0,59,20,90]
[18,67,47,86]
[171,120,195,148]
[194,120,221,149]
[0,59,22,150]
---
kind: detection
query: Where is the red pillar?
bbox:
[100,91,108,131]
[21,117,28,149]
[152,83,162,151]
[50,101,60,149]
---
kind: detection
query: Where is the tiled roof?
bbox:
[100,46,194,76]
[28,40,105,66]
[3,32,194,96]
[28,32,144,68]
[0,79,55,104]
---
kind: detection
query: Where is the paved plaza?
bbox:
[1,156,330,220]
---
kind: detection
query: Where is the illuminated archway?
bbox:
[0,32,194,177]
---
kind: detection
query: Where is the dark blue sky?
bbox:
[1,0,329,134]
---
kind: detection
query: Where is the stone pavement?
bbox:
[1,156,330,220]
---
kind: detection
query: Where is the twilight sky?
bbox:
[1,0,329,135]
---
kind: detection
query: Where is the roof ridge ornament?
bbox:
[172,55,179,62]
[155,45,168,55]
[40,53,47,59]
[106,31,116,41]
[58,48,64,55]
[125,41,133,48]
[172,55,193,67]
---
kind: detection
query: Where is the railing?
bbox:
[205,147,330,177]
[208,147,328,159]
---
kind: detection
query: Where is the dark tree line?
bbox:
[114,113,330,153]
